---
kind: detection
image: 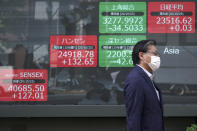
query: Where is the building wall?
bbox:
[0,117,196,131]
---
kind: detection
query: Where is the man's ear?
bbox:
[138,52,144,61]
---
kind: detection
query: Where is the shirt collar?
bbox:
[137,64,153,80]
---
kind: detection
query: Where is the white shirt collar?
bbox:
[137,64,154,80]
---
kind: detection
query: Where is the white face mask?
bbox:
[148,56,161,72]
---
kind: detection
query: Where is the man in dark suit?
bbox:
[124,40,164,131]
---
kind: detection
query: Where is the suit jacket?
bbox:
[124,66,164,131]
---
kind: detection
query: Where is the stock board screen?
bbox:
[148,2,195,33]
[0,69,48,101]
[99,35,146,67]
[99,2,146,33]
[50,35,97,67]
[0,0,197,105]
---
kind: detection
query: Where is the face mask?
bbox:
[148,56,161,72]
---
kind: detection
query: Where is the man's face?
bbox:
[139,44,160,67]
[143,45,159,64]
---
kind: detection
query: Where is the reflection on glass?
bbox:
[0,0,196,105]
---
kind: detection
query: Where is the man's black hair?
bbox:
[132,40,157,65]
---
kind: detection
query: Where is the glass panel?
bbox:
[0,0,196,105]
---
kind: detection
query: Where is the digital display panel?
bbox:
[0,0,197,106]
[157,46,197,67]
[0,69,48,101]
[99,35,146,67]
[148,2,195,33]
[99,2,146,33]
[50,35,97,67]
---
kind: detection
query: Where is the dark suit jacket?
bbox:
[124,66,164,131]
